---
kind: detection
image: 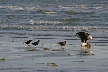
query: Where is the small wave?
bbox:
[64,39,78,40]
[29,20,64,25]
[60,4,88,9]
[66,10,79,14]
[0,6,7,9]
[95,45,107,46]
[11,37,28,38]
[78,70,93,72]
[92,42,108,43]
[0,5,24,10]
[94,6,104,10]
[26,6,39,10]
[36,70,50,72]
[59,4,88,11]
[43,11,57,14]
[98,40,108,41]
[0,24,108,33]
[0,67,33,70]
[36,38,56,39]
[61,17,80,21]
[74,4,88,9]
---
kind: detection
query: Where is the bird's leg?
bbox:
[27,45,29,50]
[35,46,36,50]
[61,46,62,50]
[28,44,30,46]
[27,44,31,50]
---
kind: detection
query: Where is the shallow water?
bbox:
[0,0,108,72]
[0,31,108,72]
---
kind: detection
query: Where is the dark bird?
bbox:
[57,41,66,48]
[76,32,92,43]
[32,40,40,46]
[24,40,32,45]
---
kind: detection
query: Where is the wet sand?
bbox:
[0,31,108,72]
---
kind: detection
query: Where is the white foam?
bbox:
[26,6,38,10]
[29,20,64,25]
[7,6,24,10]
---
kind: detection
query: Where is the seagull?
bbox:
[57,41,66,49]
[24,40,32,46]
[32,40,40,46]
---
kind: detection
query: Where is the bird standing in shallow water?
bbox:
[24,40,32,46]
[32,40,40,46]
[76,32,92,43]
[76,32,92,51]
[57,41,66,49]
